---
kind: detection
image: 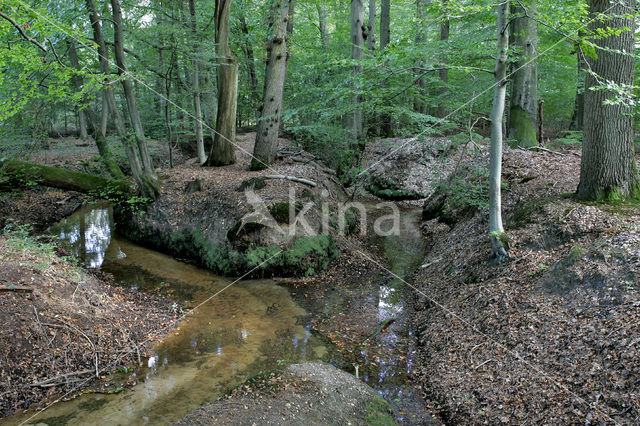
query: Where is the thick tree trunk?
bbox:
[251,0,292,170]
[206,0,237,166]
[578,0,639,201]
[367,0,376,55]
[438,0,449,119]
[188,0,206,164]
[507,1,538,148]
[317,4,330,47]
[1,160,131,196]
[348,0,365,141]
[489,1,509,262]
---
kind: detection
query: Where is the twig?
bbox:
[290,157,336,175]
[44,322,100,378]
[526,146,566,156]
[0,285,32,292]
[28,369,93,388]
[474,358,497,370]
[264,175,317,187]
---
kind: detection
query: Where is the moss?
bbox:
[508,107,537,148]
[366,396,396,426]
[237,177,267,192]
[268,202,300,224]
[366,175,425,201]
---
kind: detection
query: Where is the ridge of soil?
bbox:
[413,146,640,424]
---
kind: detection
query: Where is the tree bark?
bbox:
[438,0,449,119]
[414,0,429,114]
[1,159,132,196]
[206,0,237,166]
[348,0,365,141]
[317,3,330,47]
[507,1,538,148]
[489,1,509,262]
[578,0,639,201]
[85,0,159,199]
[380,0,390,50]
[250,0,292,170]
[110,0,157,180]
[238,11,260,116]
[67,40,125,180]
[188,0,206,164]
[367,0,376,55]
[570,33,586,131]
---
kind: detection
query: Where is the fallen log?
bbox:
[360,318,396,345]
[0,159,132,196]
[0,285,33,293]
[290,157,337,175]
[264,174,317,187]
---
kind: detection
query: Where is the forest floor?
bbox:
[413,145,640,424]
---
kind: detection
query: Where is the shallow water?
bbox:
[4,202,430,425]
[6,203,327,425]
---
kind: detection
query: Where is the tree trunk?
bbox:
[188,0,206,164]
[348,0,365,141]
[110,0,157,180]
[380,0,390,50]
[438,0,449,119]
[317,3,330,47]
[578,0,639,201]
[206,0,237,166]
[1,159,132,196]
[507,1,538,148]
[367,0,375,55]
[570,33,586,131]
[239,11,260,116]
[250,0,292,170]
[67,40,125,181]
[85,0,159,199]
[489,1,509,262]
[414,0,429,114]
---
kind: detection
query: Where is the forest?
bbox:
[0,0,639,424]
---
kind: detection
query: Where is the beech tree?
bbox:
[251,0,293,170]
[206,0,237,166]
[488,0,509,262]
[188,0,206,164]
[507,0,538,148]
[577,0,639,200]
[348,0,365,140]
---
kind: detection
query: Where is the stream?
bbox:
[5,202,431,425]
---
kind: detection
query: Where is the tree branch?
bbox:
[0,10,47,53]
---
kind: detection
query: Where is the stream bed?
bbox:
[5,202,432,425]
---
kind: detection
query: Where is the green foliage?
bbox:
[2,220,57,271]
[442,165,490,210]
[555,131,583,146]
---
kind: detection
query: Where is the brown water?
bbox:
[5,203,327,425]
[4,202,430,425]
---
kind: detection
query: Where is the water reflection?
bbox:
[4,204,329,426]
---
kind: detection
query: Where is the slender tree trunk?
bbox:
[317,3,330,47]
[438,0,449,119]
[250,0,292,170]
[188,0,206,164]
[380,0,390,50]
[85,0,159,199]
[489,1,509,262]
[348,0,365,141]
[414,0,429,114]
[68,40,125,181]
[238,11,260,117]
[507,1,538,148]
[570,33,586,131]
[206,0,237,166]
[110,0,157,180]
[578,0,639,201]
[66,41,89,141]
[367,0,376,55]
